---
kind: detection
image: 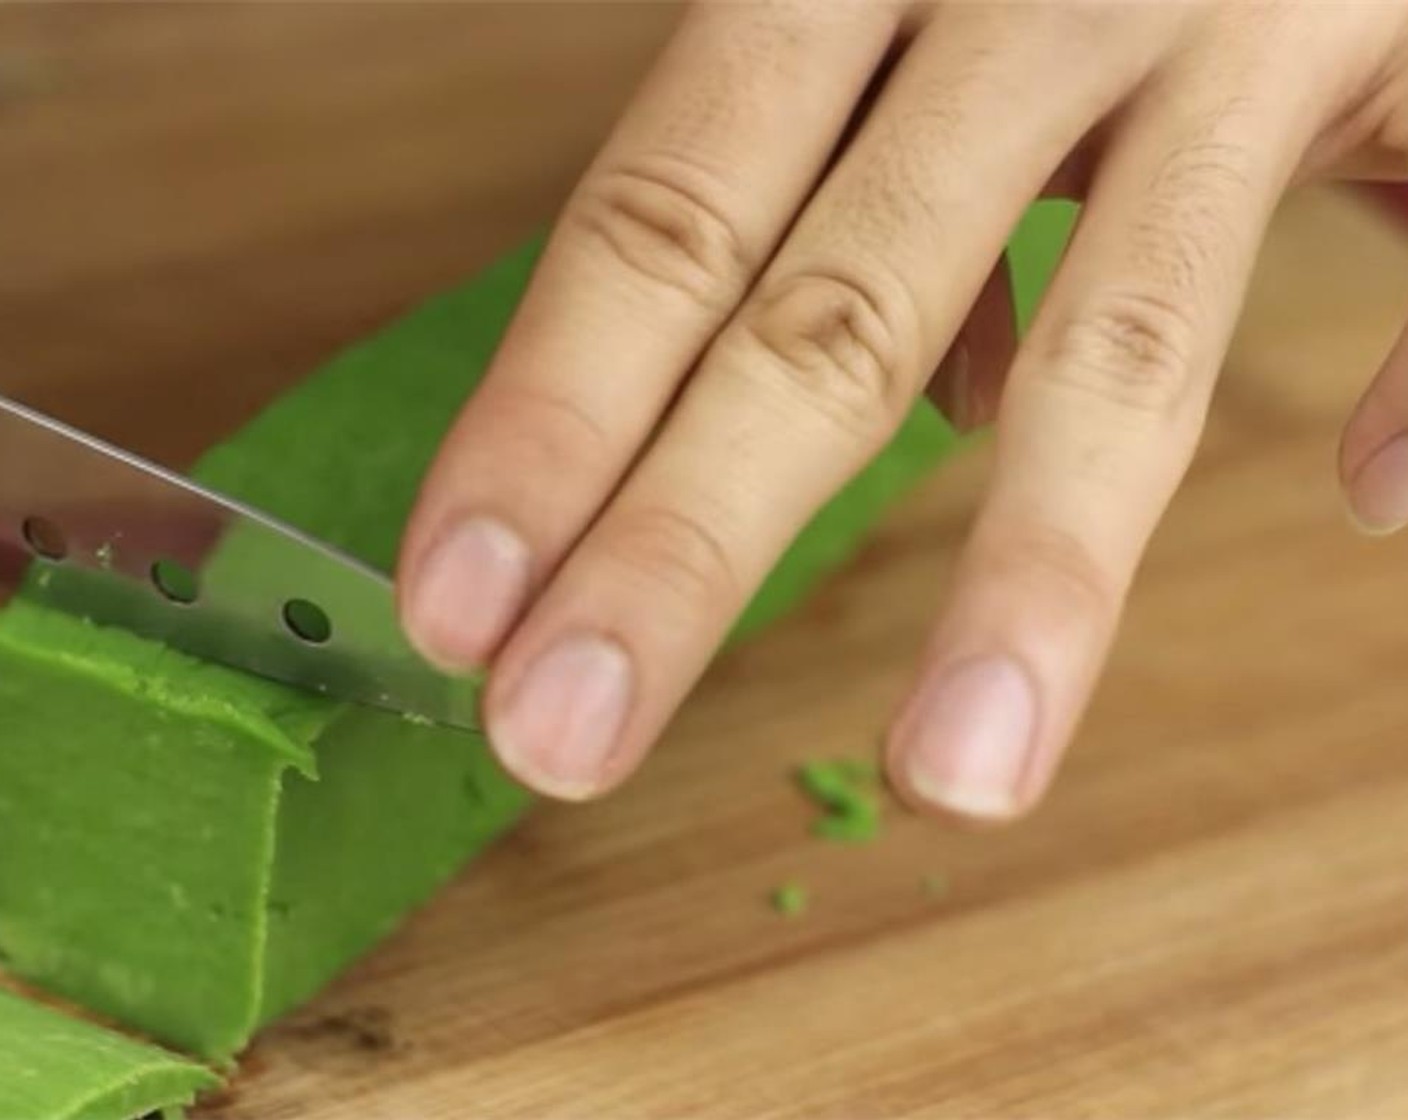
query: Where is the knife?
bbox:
[0,393,480,732]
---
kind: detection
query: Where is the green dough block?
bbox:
[0,987,217,1120]
[0,202,1076,1067]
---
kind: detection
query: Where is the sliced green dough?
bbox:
[0,202,1076,1066]
[0,988,217,1120]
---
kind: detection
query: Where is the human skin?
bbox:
[396,2,1408,822]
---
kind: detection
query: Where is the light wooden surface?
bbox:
[6,7,1408,1117]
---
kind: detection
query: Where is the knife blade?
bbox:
[0,393,480,731]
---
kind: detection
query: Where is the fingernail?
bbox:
[1348,433,1408,536]
[895,655,1036,820]
[489,634,633,800]
[407,518,530,668]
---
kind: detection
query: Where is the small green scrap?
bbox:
[921,872,949,899]
[834,757,880,784]
[772,881,808,917]
[797,757,882,844]
[94,541,114,570]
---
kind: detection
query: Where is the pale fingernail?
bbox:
[406,518,530,668]
[489,634,633,800]
[895,655,1036,820]
[1348,433,1408,536]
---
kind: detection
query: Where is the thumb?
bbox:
[1341,316,1408,535]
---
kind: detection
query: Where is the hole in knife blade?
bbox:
[283,598,332,645]
[21,516,68,561]
[151,559,200,605]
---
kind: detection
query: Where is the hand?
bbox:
[396,2,1408,820]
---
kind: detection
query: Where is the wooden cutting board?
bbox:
[5,7,1408,1116]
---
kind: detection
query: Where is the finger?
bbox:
[927,256,1017,432]
[482,8,1153,799]
[887,37,1334,823]
[396,2,901,668]
[1341,318,1408,534]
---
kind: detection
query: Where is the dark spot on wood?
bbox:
[188,1084,237,1116]
[188,1046,266,1117]
[239,1045,269,1077]
[286,1006,396,1054]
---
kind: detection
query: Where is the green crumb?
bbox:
[0,986,218,1120]
[94,541,114,570]
[921,872,949,899]
[400,711,435,727]
[772,881,808,917]
[797,758,883,844]
[811,807,880,844]
[835,757,880,784]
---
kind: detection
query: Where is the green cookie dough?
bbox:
[0,202,1076,1070]
[0,987,216,1120]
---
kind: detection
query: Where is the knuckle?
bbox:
[1040,289,1199,421]
[569,161,751,311]
[1136,138,1255,292]
[738,269,913,436]
[602,503,743,611]
[489,382,613,475]
[978,522,1124,625]
[1152,136,1256,205]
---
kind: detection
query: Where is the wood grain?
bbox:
[5,7,1408,1117]
[0,2,679,463]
